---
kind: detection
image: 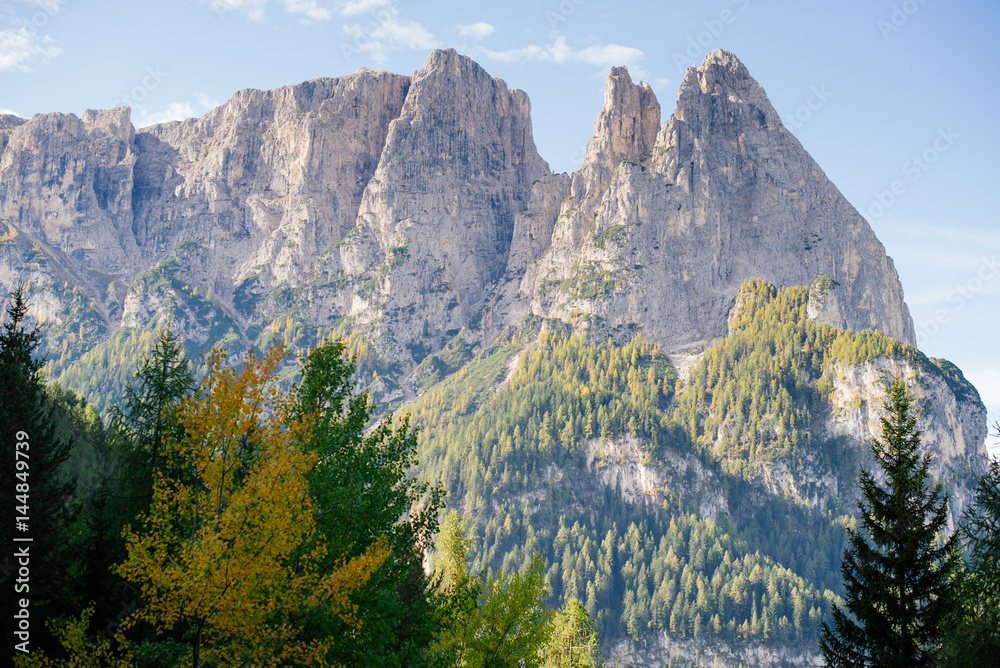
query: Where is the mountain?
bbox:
[0,49,989,665]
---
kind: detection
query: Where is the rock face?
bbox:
[129,69,411,296]
[0,49,917,362]
[509,50,915,353]
[0,108,139,276]
[0,114,26,157]
[337,49,550,351]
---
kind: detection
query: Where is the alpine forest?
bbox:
[0,46,995,668]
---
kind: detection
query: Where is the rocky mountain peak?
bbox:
[336,48,550,354]
[586,65,660,169]
[511,50,916,351]
[545,66,661,249]
[0,114,26,158]
[80,107,135,144]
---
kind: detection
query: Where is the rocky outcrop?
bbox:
[510,51,915,353]
[0,107,139,275]
[131,69,412,295]
[0,114,25,157]
[337,49,550,351]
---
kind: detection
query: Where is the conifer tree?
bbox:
[543,598,603,668]
[820,377,958,666]
[291,338,444,666]
[85,328,195,639]
[0,285,76,653]
[943,449,1000,666]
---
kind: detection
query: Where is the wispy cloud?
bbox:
[22,0,62,11]
[337,0,389,16]
[457,22,494,40]
[205,0,267,21]
[280,0,331,21]
[0,108,21,117]
[133,102,198,128]
[133,95,219,128]
[205,0,332,22]
[0,27,61,72]
[340,2,436,61]
[479,35,644,71]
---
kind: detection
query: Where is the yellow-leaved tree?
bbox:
[114,343,388,667]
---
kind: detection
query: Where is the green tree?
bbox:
[292,338,444,666]
[820,377,958,666]
[1,285,77,655]
[106,327,195,514]
[943,450,1000,666]
[463,553,553,668]
[81,328,196,635]
[431,515,553,668]
[544,598,603,668]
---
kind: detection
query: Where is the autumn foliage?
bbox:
[117,344,387,666]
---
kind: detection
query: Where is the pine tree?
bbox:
[87,328,195,640]
[820,377,958,666]
[0,285,76,653]
[543,598,603,668]
[291,338,444,666]
[942,451,1000,666]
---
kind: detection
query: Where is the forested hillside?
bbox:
[404,278,986,661]
[4,276,992,666]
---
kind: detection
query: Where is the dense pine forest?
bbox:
[3,278,998,667]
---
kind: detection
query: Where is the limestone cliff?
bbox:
[510,51,915,355]
[337,48,550,353]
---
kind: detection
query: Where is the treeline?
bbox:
[673,277,957,481]
[409,278,990,655]
[1,285,603,668]
[410,318,853,649]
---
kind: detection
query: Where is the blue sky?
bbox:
[2,0,998,454]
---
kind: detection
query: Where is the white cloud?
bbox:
[341,4,437,61]
[479,35,644,71]
[0,108,21,117]
[337,0,389,16]
[133,102,198,128]
[574,43,644,68]
[22,0,62,12]
[280,0,331,21]
[132,95,219,128]
[195,93,221,110]
[205,0,332,21]
[457,22,494,40]
[0,27,60,72]
[206,0,267,21]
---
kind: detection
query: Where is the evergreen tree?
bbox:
[86,328,195,641]
[0,285,76,654]
[943,449,1000,666]
[291,338,444,666]
[820,377,958,667]
[543,598,603,668]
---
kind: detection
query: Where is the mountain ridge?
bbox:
[0,47,991,665]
